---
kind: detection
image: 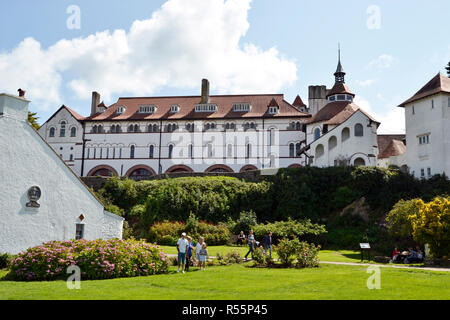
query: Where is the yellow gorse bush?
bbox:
[407,197,450,258]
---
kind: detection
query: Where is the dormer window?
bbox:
[337,94,346,101]
[346,95,353,101]
[268,106,279,114]
[329,96,336,102]
[116,106,126,114]
[195,103,218,112]
[138,105,157,114]
[232,103,252,112]
[170,104,180,113]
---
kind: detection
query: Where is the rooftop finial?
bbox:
[334,43,345,83]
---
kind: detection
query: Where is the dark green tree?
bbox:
[28,111,40,130]
[446,61,450,77]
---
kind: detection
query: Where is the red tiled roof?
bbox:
[268,98,279,107]
[307,101,379,126]
[326,82,355,97]
[377,134,405,158]
[378,139,406,159]
[64,105,85,121]
[85,94,310,121]
[399,73,450,107]
[292,95,306,107]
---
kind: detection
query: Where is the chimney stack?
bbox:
[18,89,26,98]
[200,79,210,104]
[91,91,101,116]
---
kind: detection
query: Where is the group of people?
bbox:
[176,233,208,273]
[240,230,273,261]
[391,246,424,264]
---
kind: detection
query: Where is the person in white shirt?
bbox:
[195,237,204,268]
[176,232,189,273]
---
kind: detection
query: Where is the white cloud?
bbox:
[367,54,395,70]
[0,0,297,111]
[354,96,405,134]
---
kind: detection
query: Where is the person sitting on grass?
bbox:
[198,242,208,270]
[404,247,418,264]
[390,247,401,263]
[185,236,194,272]
[176,232,188,274]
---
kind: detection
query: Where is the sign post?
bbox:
[359,243,371,262]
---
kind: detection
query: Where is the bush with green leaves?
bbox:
[229,210,258,234]
[8,239,169,281]
[274,238,320,268]
[0,253,12,269]
[147,217,231,246]
[252,246,272,267]
[252,219,327,245]
[216,251,242,265]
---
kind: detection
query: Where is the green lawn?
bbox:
[160,245,372,263]
[1,264,449,300]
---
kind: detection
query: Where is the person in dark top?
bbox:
[262,231,273,259]
[185,236,194,271]
[237,231,246,245]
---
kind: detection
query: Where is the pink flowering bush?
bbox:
[8,239,168,281]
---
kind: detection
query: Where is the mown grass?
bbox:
[1,263,449,300]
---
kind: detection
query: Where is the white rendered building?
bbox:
[398,73,450,179]
[299,56,380,167]
[39,79,311,179]
[0,91,123,254]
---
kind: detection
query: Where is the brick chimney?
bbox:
[18,89,26,98]
[200,79,210,104]
[91,91,101,116]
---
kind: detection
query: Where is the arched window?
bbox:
[70,127,76,137]
[149,145,154,158]
[130,145,135,159]
[341,127,350,142]
[134,124,139,133]
[269,129,275,146]
[289,143,295,157]
[129,168,152,181]
[225,123,230,130]
[296,122,301,131]
[328,136,337,150]
[314,128,321,140]
[246,144,252,158]
[168,144,174,159]
[231,123,235,130]
[49,127,55,137]
[295,143,301,157]
[354,157,365,166]
[60,121,66,137]
[354,123,364,137]
[315,144,324,158]
[98,125,103,133]
[205,123,210,130]
[250,122,255,129]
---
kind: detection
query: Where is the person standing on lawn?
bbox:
[185,236,194,272]
[244,230,256,261]
[195,237,204,268]
[199,242,208,270]
[262,231,273,259]
[176,232,189,273]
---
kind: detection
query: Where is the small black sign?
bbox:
[26,186,41,208]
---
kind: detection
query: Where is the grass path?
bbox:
[1,263,449,300]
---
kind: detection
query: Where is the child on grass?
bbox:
[199,242,208,270]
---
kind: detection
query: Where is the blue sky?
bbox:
[1,0,449,133]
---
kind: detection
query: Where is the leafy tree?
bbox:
[28,111,40,130]
[446,61,450,77]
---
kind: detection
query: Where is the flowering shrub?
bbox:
[252,247,272,267]
[216,251,242,265]
[275,238,320,268]
[8,239,169,281]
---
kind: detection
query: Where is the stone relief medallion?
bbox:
[26,186,41,208]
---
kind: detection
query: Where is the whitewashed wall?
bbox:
[0,94,123,254]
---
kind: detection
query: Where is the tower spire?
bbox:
[334,43,345,83]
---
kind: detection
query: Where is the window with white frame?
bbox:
[418,134,430,145]
[138,105,157,114]
[232,103,252,112]
[170,104,180,113]
[268,106,279,114]
[75,224,85,240]
[116,106,126,114]
[195,103,218,112]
